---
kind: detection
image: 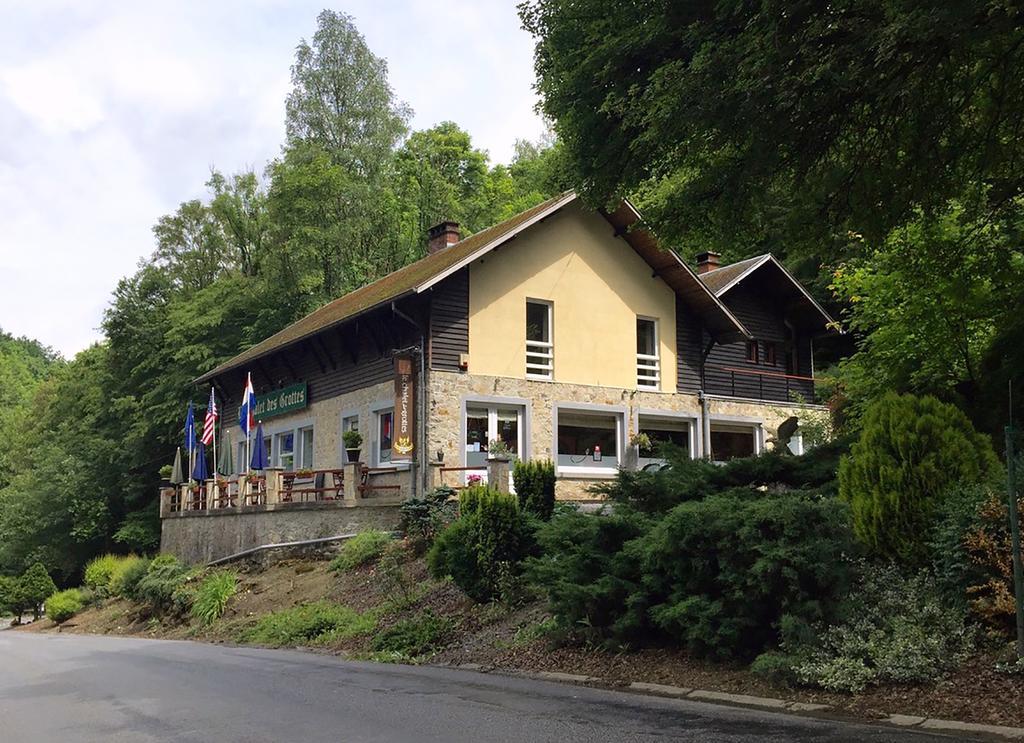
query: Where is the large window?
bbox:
[636,317,660,389]
[557,408,622,474]
[526,299,553,379]
[275,431,295,470]
[710,422,760,462]
[637,415,692,467]
[299,427,314,469]
[465,404,523,469]
[376,408,394,465]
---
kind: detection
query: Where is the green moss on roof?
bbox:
[197,192,574,382]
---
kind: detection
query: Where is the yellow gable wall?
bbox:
[467,203,678,391]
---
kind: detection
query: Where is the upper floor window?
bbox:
[636,317,660,389]
[746,340,759,363]
[764,342,777,366]
[526,299,553,379]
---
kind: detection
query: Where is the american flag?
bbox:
[201,387,218,445]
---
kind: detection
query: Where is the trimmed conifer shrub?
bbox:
[513,459,556,520]
[839,392,999,564]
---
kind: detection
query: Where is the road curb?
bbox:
[449,663,1024,739]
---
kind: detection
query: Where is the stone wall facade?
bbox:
[427,370,820,500]
[161,503,402,565]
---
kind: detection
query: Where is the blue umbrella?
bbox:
[184,401,196,454]
[192,441,209,482]
[250,423,268,470]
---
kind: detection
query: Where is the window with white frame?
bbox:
[275,431,295,471]
[299,426,314,469]
[342,414,359,463]
[375,408,394,465]
[465,404,524,469]
[709,422,760,461]
[637,415,692,467]
[636,317,660,389]
[526,299,553,379]
[556,408,622,473]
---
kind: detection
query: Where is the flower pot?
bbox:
[346,448,361,463]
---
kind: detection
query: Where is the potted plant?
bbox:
[343,429,363,463]
[158,464,173,487]
[487,438,512,460]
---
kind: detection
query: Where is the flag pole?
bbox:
[211,388,218,481]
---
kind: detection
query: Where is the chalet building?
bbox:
[192,191,836,502]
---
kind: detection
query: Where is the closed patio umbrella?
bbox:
[217,429,233,476]
[192,441,209,482]
[251,423,268,470]
[170,447,184,485]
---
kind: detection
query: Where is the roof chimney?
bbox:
[695,251,721,274]
[427,221,461,254]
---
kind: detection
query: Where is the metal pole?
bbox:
[1005,424,1024,659]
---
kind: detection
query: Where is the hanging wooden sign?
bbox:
[393,355,415,461]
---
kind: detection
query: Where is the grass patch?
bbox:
[191,571,238,626]
[329,530,393,573]
[371,610,455,658]
[507,616,558,647]
[240,601,377,647]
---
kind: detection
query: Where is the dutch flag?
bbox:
[239,372,256,436]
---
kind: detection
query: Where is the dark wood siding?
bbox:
[676,297,703,394]
[212,306,423,409]
[701,285,815,403]
[429,270,469,372]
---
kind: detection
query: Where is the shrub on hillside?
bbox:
[329,530,392,572]
[964,489,1024,633]
[46,588,84,625]
[135,555,193,616]
[110,556,151,600]
[927,483,991,606]
[241,602,375,647]
[427,487,536,602]
[529,492,855,658]
[84,555,120,592]
[513,459,556,520]
[191,571,238,626]
[399,486,457,552]
[785,566,974,692]
[839,393,999,564]
[371,610,454,657]
[0,575,30,623]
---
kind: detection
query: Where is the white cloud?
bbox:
[0,0,544,357]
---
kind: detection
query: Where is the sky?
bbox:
[0,0,546,357]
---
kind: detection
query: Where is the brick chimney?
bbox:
[427,221,461,254]
[695,251,721,274]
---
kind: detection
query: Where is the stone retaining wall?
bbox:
[161,503,401,565]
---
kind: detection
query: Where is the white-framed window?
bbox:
[556,406,624,476]
[375,408,394,466]
[342,414,359,463]
[709,421,762,462]
[637,414,693,468]
[275,431,295,470]
[464,404,524,470]
[299,426,314,469]
[526,299,553,379]
[636,316,660,389]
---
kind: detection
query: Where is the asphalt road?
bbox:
[0,632,961,742]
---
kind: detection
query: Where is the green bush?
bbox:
[513,459,556,520]
[191,572,238,625]
[428,487,536,602]
[0,575,30,622]
[135,555,192,616]
[241,602,375,647]
[789,566,974,692]
[329,530,393,572]
[839,393,999,564]
[371,610,454,657]
[110,557,151,600]
[46,588,84,624]
[399,486,456,552]
[927,483,991,605]
[84,555,121,592]
[529,492,855,658]
[20,563,58,620]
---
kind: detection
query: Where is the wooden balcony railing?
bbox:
[704,364,816,403]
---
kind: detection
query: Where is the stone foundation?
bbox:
[161,503,402,565]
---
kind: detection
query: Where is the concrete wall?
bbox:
[467,202,679,392]
[161,504,401,565]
